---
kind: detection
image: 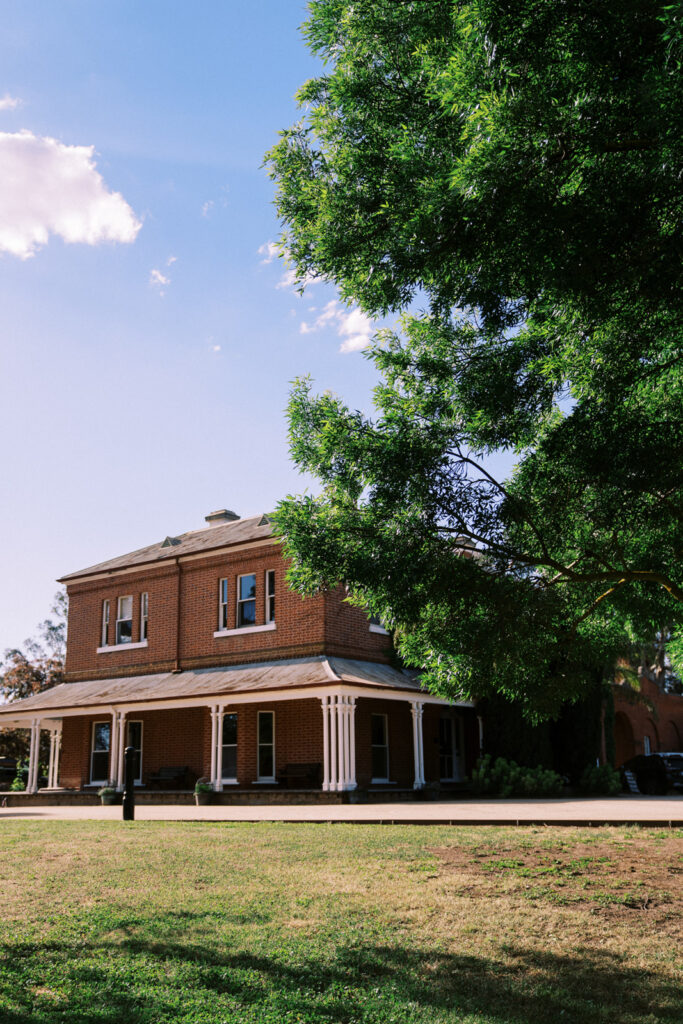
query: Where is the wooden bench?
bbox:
[278,762,322,789]
[147,766,191,789]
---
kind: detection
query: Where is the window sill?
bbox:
[370,779,395,785]
[369,624,390,635]
[253,779,277,784]
[97,640,149,654]
[213,623,276,638]
[221,779,238,785]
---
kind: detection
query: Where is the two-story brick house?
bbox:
[0,509,478,799]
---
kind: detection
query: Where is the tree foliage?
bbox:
[0,591,67,759]
[267,1,683,712]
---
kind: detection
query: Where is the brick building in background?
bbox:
[0,509,478,798]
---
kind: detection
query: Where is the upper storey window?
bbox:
[219,578,229,630]
[266,570,275,624]
[101,600,110,647]
[116,596,133,644]
[98,593,148,652]
[140,592,149,641]
[214,570,277,637]
[237,574,256,627]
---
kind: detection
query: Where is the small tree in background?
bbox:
[0,590,67,762]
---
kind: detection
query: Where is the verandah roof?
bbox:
[0,657,465,723]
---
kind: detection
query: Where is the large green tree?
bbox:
[267,1,683,712]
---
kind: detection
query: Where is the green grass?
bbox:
[0,822,681,1023]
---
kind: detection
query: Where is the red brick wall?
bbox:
[58,709,208,789]
[613,676,683,765]
[324,588,393,663]
[64,543,392,681]
[355,697,415,789]
[65,565,180,680]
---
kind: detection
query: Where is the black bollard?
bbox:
[122,745,136,821]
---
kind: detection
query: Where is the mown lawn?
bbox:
[0,822,681,1023]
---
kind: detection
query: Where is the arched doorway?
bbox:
[614,712,635,766]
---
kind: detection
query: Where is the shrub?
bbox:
[472,755,564,798]
[578,763,622,796]
[10,762,26,791]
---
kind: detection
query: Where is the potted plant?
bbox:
[194,779,214,806]
[98,785,118,805]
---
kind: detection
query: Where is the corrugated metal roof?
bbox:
[59,514,275,581]
[0,657,427,719]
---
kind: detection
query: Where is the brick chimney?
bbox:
[205,509,239,527]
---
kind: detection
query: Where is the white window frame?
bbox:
[265,570,275,624]
[218,578,229,631]
[115,595,133,645]
[126,719,144,784]
[101,600,110,648]
[643,735,651,755]
[236,573,257,629]
[221,712,238,784]
[257,710,275,782]
[370,713,390,783]
[90,720,111,785]
[140,593,148,642]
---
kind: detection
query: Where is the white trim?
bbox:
[369,624,390,635]
[213,623,276,638]
[96,638,148,655]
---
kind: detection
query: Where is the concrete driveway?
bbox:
[1,795,681,825]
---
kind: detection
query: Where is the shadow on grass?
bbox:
[1,925,680,1024]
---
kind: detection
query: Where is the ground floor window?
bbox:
[126,720,143,783]
[222,712,237,781]
[371,713,389,782]
[439,715,463,781]
[90,721,111,784]
[257,711,275,781]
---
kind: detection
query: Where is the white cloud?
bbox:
[201,199,214,217]
[0,130,141,259]
[166,255,177,266]
[0,94,20,111]
[211,344,221,353]
[276,265,320,290]
[149,268,169,294]
[299,299,375,353]
[258,240,279,264]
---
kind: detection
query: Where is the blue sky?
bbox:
[0,0,393,652]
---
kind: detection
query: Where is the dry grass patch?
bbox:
[0,822,680,1023]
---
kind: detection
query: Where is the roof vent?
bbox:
[161,536,181,548]
[205,509,239,527]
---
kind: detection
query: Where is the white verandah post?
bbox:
[209,705,218,789]
[411,700,425,789]
[47,725,62,789]
[215,705,225,792]
[321,696,330,791]
[27,718,41,794]
[116,711,127,790]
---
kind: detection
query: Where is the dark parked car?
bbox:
[622,752,683,795]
